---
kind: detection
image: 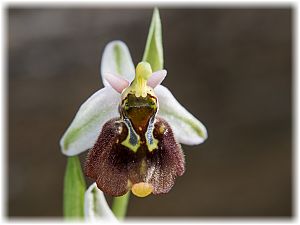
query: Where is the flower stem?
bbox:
[111,192,130,220]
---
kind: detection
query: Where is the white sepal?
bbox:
[155,85,208,145]
[101,41,135,86]
[60,87,120,156]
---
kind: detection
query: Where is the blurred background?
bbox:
[8,7,292,218]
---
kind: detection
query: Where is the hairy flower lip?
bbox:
[84,116,185,197]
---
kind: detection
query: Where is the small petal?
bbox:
[155,85,208,145]
[60,87,120,156]
[147,70,167,88]
[101,41,135,86]
[103,72,129,93]
[84,183,118,222]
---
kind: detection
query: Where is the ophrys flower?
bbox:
[60,41,207,197]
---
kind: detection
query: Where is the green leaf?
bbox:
[142,8,163,71]
[63,156,86,219]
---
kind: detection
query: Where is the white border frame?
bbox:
[1,1,297,225]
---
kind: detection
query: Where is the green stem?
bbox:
[111,192,130,220]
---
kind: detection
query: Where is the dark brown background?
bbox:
[8,7,292,218]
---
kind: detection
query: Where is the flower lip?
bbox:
[84,117,185,197]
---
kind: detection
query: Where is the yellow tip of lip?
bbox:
[131,182,153,197]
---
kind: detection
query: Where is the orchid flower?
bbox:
[60,40,207,198]
[61,9,208,221]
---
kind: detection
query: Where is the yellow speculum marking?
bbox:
[121,131,140,153]
[146,136,158,152]
[131,182,153,197]
[121,118,141,152]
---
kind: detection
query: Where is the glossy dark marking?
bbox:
[121,93,157,135]
[123,117,139,146]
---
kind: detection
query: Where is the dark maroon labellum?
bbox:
[85,117,185,197]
